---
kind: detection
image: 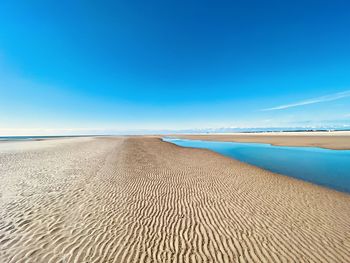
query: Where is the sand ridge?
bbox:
[173,132,350,150]
[0,137,349,262]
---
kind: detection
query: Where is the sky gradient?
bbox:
[1,0,350,135]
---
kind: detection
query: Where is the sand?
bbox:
[173,131,350,150]
[0,137,93,153]
[0,137,349,262]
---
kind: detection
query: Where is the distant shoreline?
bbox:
[169,131,350,150]
[0,135,104,142]
[2,130,350,149]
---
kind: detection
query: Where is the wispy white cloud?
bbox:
[261,90,350,111]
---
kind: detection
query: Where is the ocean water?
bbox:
[163,138,350,193]
[0,136,85,141]
[0,136,47,141]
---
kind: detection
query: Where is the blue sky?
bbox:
[1,0,350,135]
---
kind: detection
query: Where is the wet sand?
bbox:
[0,137,349,262]
[174,131,350,150]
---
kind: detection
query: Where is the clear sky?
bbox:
[1,0,350,135]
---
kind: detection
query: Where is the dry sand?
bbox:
[174,131,350,150]
[0,137,349,262]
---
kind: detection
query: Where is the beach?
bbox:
[1,136,349,262]
[174,131,350,150]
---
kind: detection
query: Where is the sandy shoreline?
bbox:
[1,137,349,262]
[172,131,350,150]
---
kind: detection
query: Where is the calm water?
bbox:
[163,138,350,193]
[0,136,86,141]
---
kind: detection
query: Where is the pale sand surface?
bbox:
[0,137,93,153]
[0,137,349,262]
[173,131,350,149]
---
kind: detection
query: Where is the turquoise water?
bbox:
[163,138,350,193]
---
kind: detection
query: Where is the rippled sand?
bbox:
[0,137,349,262]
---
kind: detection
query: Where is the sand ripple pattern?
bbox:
[0,137,349,262]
